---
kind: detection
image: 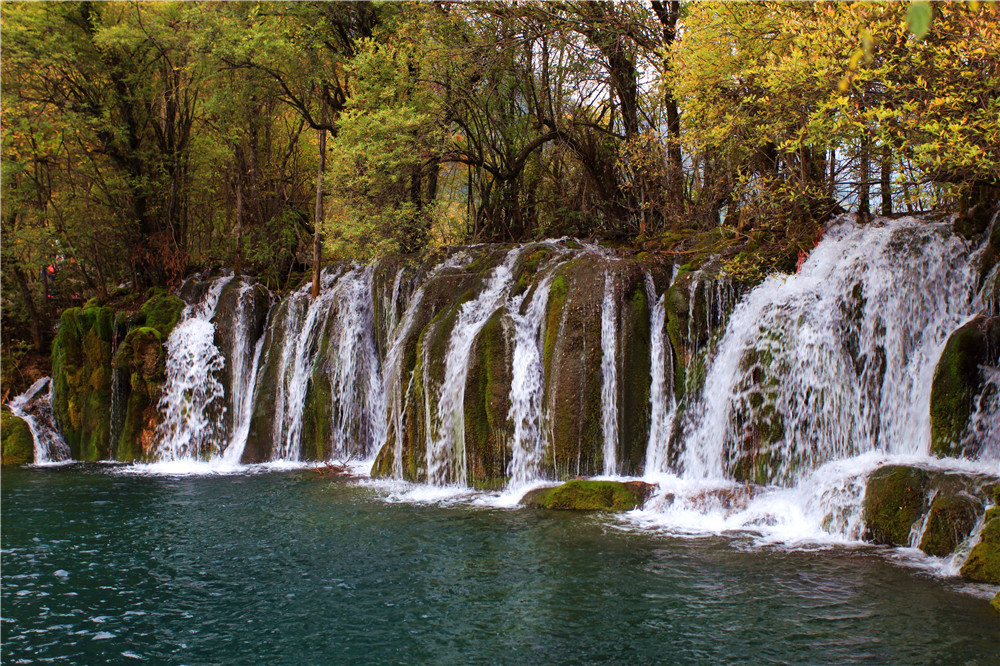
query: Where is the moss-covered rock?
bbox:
[617,271,652,477]
[919,493,983,557]
[992,590,1000,614]
[463,308,514,489]
[930,315,1000,458]
[862,465,931,546]
[520,479,653,511]
[543,257,606,479]
[961,517,1000,584]
[1,407,34,466]
[51,306,115,460]
[110,292,184,462]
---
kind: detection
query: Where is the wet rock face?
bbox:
[961,517,1000,584]
[520,479,655,511]
[861,464,998,568]
[929,315,1000,458]
[111,294,186,462]
[1,408,34,466]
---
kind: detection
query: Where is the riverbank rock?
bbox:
[929,315,1000,459]
[862,465,931,546]
[861,464,999,561]
[960,516,1000,584]
[520,479,655,511]
[1,407,33,466]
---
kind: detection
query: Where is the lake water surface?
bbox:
[3,465,999,664]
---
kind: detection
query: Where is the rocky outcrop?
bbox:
[51,305,116,460]
[520,479,655,511]
[929,315,1000,458]
[1,407,33,466]
[861,464,999,574]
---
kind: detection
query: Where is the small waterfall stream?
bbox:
[644,273,675,475]
[600,271,620,476]
[8,378,72,464]
[426,248,520,485]
[155,276,233,461]
[506,273,557,490]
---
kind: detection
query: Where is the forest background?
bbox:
[2,0,998,393]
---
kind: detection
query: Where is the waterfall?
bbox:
[220,281,270,465]
[600,271,620,476]
[677,218,980,482]
[154,275,233,461]
[267,269,344,461]
[506,273,556,489]
[644,273,675,475]
[426,248,520,485]
[8,378,72,464]
[383,254,472,479]
[322,265,385,459]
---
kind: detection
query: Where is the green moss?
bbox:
[919,493,983,557]
[930,316,1000,458]
[464,309,512,489]
[520,480,646,511]
[50,306,116,460]
[140,294,185,338]
[542,274,568,374]
[961,517,1000,584]
[992,591,1000,614]
[619,281,651,476]
[1,408,34,466]
[862,465,930,546]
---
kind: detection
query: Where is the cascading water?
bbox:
[679,218,979,481]
[155,275,233,461]
[426,249,520,485]
[319,265,386,459]
[220,281,271,465]
[383,253,473,479]
[8,377,72,464]
[506,273,557,490]
[637,216,997,548]
[644,273,675,475]
[600,271,620,476]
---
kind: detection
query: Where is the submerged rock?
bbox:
[520,479,655,511]
[1,407,33,466]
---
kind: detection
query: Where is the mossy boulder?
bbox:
[961,517,1000,584]
[520,479,654,511]
[862,465,931,546]
[919,493,983,557]
[992,590,1000,613]
[1,407,34,466]
[929,315,1000,458]
[51,305,116,460]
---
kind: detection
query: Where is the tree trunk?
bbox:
[234,181,244,275]
[858,133,870,216]
[880,145,892,216]
[311,107,327,301]
[652,1,683,210]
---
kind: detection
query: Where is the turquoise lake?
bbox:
[2,465,999,664]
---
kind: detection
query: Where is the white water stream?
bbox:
[8,377,72,464]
